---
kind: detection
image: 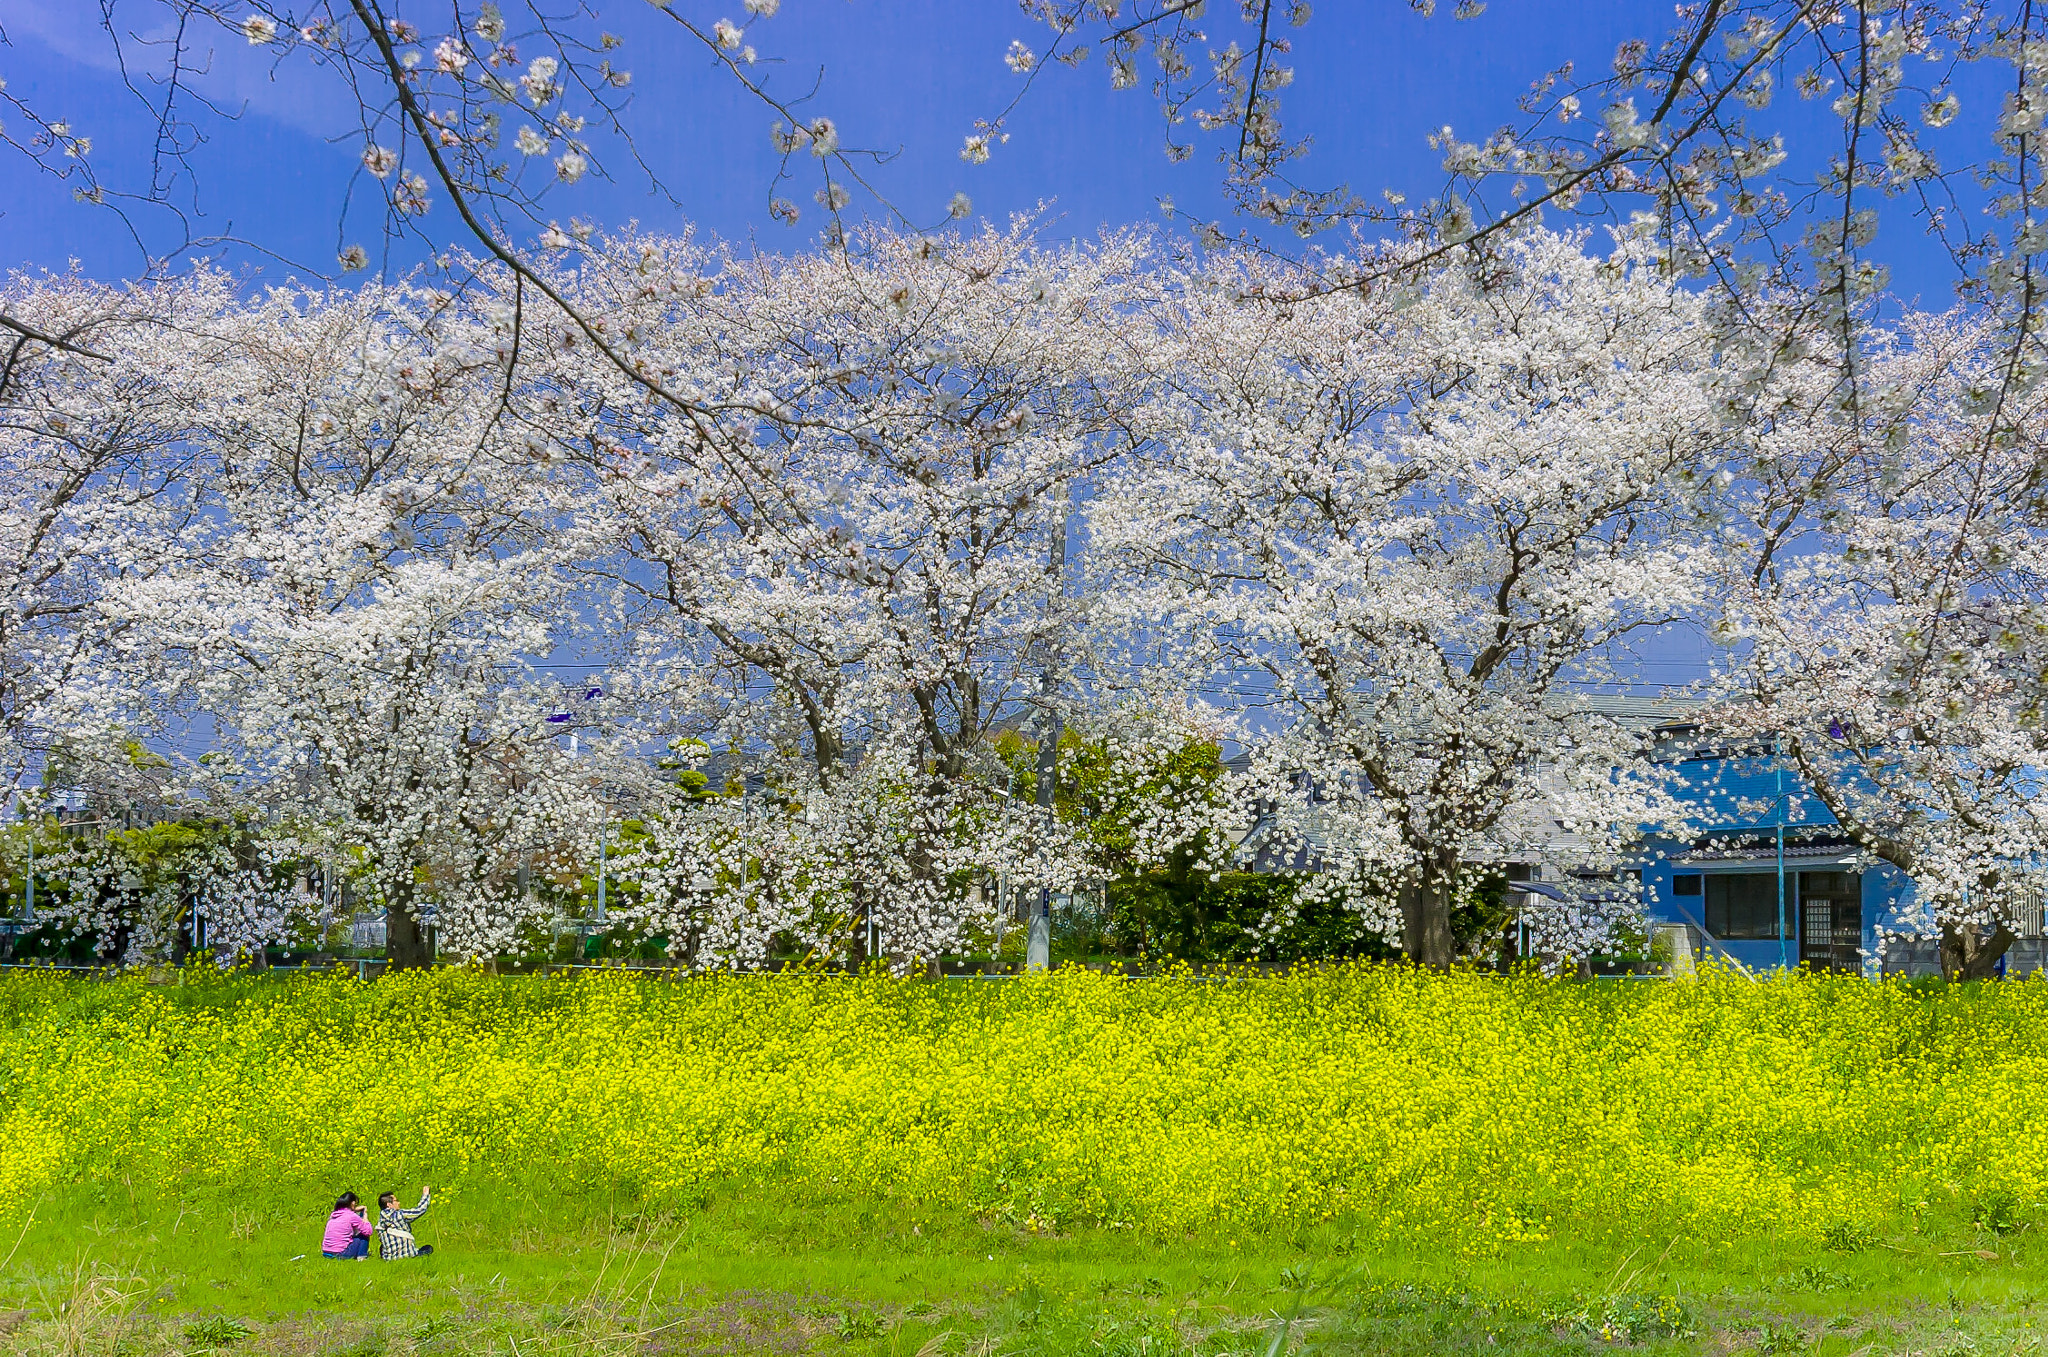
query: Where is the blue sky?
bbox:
[1,0,1997,319]
[0,2,1995,300]
[0,2,1700,278]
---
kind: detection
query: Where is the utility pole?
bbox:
[1775,737,1788,971]
[1028,489,1066,972]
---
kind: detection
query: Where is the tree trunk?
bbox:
[384,896,433,971]
[1399,874,1457,971]
[1940,922,2014,981]
[845,880,870,973]
[169,894,192,966]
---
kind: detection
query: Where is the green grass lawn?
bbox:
[1,1187,2042,1357]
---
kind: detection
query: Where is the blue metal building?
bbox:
[1632,723,2039,976]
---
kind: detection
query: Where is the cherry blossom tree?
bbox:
[26,209,2048,984]
[1095,227,1722,968]
[0,230,1153,973]
[89,276,610,965]
[613,738,1096,971]
[0,272,231,789]
[1022,5,2048,627]
[38,817,311,966]
[1714,307,2048,980]
[523,221,1154,967]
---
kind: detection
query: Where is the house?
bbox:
[1631,719,2046,977]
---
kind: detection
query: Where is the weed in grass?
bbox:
[1971,1189,2024,1235]
[1819,1222,1874,1254]
[179,1316,252,1350]
[407,1315,461,1348]
[337,1328,388,1357]
[1544,1291,1699,1344]
[1751,1320,1812,1354]
[1776,1265,1853,1292]
[34,1262,143,1357]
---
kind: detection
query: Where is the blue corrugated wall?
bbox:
[1635,752,1917,974]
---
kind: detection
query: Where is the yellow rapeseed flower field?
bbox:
[0,965,2041,1246]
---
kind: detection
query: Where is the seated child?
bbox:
[321,1192,371,1259]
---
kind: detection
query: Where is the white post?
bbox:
[994,872,1008,958]
[994,770,1014,966]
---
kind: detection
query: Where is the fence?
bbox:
[0,958,391,979]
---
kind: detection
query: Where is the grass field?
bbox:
[0,965,2044,1356]
[3,1187,2044,1357]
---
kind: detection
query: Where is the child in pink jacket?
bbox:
[321,1192,372,1259]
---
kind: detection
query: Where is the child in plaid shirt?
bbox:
[376,1186,433,1260]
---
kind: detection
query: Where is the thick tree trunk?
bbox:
[1940,922,2014,981]
[384,896,433,971]
[1399,874,1457,971]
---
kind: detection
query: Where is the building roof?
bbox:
[1674,839,1862,865]
[1562,691,1707,726]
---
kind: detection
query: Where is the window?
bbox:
[1672,874,1702,897]
[2020,891,2047,940]
[1798,871,1857,899]
[1705,873,1787,939]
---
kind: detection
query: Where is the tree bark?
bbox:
[170,894,192,966]
[1940,922,2014,982]
[1399,873,1457,970]
[845,878,871,973]
[384,896,433,971]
